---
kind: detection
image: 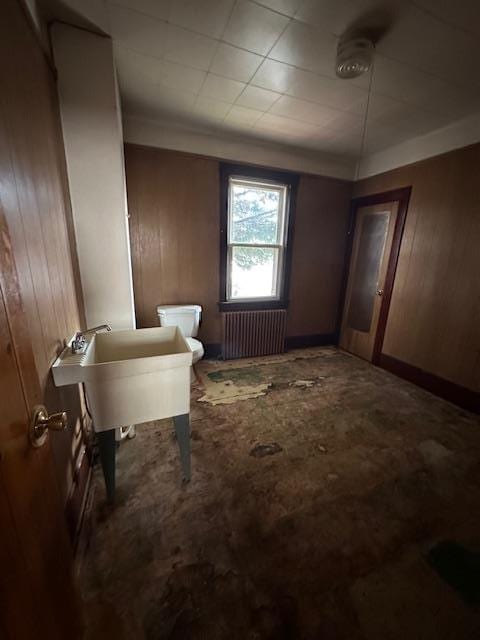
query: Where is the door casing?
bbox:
[337,187,412,365]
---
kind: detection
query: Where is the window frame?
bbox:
[219,163,298,312]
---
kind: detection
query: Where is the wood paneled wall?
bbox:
[288,174,352,338]
[0,0,86,505]
[125,143,352,345]
[354,143,480,392]
[126,145,221,343]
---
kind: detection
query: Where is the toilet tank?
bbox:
[156,305,202,337]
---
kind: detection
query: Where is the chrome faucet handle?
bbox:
[71,324,111,354]
[71,332,87,354]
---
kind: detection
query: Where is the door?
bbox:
[0,261,82,639]
[340,201,398,361]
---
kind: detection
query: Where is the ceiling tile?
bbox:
[269,95,340,126]
[256,112,321,139]
[254,0,304,17]
[110,0,172,22]
[269,19,337,77]
[193,96,232,120]
[286,70,367,112]
[250,58,298,93]
[325,111,363,134]
[123,80,196,120]
[295,0,356,36]
[295,0,403,38]
[225,105,263,126]
[169,0,235,38]
[158,59,207,94]
[377,4,480,90]
[372,56,480,123]
[109,4,167,59]
[363,93,405,120]
[377,6,452,81]
[155,87,198,112]
[223,0,290,56]
[236,85,281,111]
[413,0,480,38]
[114,45,161,85]
[164,24,217,70]
[210,43,263,83]
[432,86,480,121]
[200,73,246,102]
[372,56,443,108]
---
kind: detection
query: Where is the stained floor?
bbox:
[79,347,480,639]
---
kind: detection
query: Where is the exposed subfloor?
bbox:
[79,347,480,639]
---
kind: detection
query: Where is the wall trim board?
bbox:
[379,354,480,414]
[204,343,222,359]
[336,187,412,363]
[285,333,338,350]
[123,115,356,181]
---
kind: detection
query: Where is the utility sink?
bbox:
[52,327,193,431]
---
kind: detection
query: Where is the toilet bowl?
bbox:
[156,305,204,378]
[185,337,204,364]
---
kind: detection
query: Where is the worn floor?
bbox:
[79,347,480,639]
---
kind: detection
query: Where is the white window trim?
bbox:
[226,176,289,303]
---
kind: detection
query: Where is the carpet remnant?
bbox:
[195,349,334,406]
[289,379,318,389]
[197,380,271,406]
[249,442,283,458]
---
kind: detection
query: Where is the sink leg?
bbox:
[97,429,116,503]
[173,413,191,483]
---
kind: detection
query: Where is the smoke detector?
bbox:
[335,37,374,79]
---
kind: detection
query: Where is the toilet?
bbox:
[156,305,204,377]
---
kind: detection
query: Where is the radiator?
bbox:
[221,310,287,359]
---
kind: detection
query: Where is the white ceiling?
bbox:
[106,0,480,159]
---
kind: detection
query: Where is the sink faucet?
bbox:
[71,324,111,354]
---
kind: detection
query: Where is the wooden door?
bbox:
[0,0,84,637]
[0,279,82,638]
[340,201,398,361]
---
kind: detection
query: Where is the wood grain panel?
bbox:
[126,144,353,344]
[354,143,480,392]
[0,0,87,507]
[125,144,221,343]
[287,174,352,337]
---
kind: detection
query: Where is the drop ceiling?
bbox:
[106,0,480,159]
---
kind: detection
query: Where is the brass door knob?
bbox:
[29,405,67,448]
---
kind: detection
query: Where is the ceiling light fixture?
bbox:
[335,37,374,79]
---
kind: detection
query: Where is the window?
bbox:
[219,164,298,311]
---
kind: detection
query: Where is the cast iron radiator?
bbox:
[221,310,287,359]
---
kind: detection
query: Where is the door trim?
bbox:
[337,187,412,364]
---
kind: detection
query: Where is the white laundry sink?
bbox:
[52,327,192,431]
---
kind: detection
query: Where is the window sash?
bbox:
[227,245,285,301]
[226,177,290,302]
[227,178,288,247]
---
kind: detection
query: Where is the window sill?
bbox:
[218,300,288,312]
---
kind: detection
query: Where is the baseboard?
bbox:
[379,353,479,414]
[204,343,222,359]
[65,445,92,549]
[285,332,338,350]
